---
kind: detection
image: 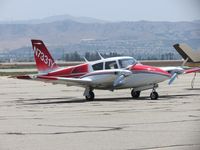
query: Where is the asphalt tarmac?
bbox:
[0,74,200,150]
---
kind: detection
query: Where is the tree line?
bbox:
[64,51,176,61]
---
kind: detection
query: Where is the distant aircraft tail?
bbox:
[31,39,59,73]
[173,43,200,63]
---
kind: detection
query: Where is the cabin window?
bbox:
[105,61,118,69]
[92,62,103,71]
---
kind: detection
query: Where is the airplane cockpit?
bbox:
[91,57,137,71]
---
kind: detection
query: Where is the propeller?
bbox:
[112,70,132,89]
[168,73,178,85]
[113,74,125,87]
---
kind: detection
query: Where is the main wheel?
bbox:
[85,91,95,101]
[131,90,141,99]
[150,91,159,100]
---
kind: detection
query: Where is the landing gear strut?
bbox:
[131,89,141,99]
[150,85,159,100]
[84,87,95,101]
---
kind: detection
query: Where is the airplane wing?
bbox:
[16,75,92,87]
[15,69,132,89]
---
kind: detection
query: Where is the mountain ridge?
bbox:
[0,14,108,24]
[0,15,200,61]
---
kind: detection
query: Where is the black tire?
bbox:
[85,91,95,101]
[150,92,159,100]
[131,90,141,99]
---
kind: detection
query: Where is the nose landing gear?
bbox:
[150,85,159,100]
[150,91,159,100]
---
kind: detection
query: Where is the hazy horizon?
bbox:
[1,14,200,23]
[0,0,200,22]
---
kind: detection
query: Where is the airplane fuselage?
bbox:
[46,56,171,90]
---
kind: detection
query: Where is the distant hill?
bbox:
[0,14,108,24]
[0,15,200,61]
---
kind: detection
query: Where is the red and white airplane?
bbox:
[16,40,200,100]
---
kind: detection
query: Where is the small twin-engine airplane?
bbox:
[16,40,200,101]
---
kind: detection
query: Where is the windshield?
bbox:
[118,58,137,68]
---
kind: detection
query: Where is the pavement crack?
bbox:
[128,143,200,150]
[2,126,123,135]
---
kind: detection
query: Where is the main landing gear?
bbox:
[131,90,141,99]
[84,87,95,101]
[85,90,95,101]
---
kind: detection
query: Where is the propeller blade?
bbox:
[168,73,178,85]
[112,70,132,90]
[113,74,125,87]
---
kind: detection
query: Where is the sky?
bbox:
[0,0,200,22]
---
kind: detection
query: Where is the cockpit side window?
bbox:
[92,62,103,71]
[105,61,118,69]
[119,59,136,68]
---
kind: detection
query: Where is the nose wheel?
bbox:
[150,91,159,100]
[85,90,95,101]
[149,84,159,100]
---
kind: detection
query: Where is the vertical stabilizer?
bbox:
[31,39,59,73]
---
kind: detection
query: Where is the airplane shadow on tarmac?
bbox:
[185,88,200,91]
[19,93,200,105]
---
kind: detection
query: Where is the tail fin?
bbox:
[31,39,59,73]
[173,43,200,63]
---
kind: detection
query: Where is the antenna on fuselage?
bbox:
[83,57,89,62]
[98,52,104,60]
